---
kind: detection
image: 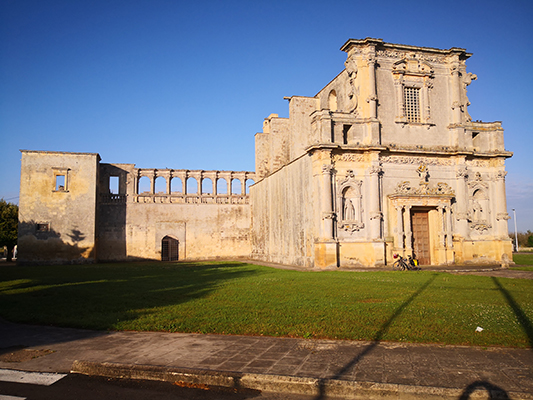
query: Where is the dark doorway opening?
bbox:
[161,236,179,261]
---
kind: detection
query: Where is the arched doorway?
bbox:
[161,236,179,261]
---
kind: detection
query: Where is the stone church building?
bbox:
[18,38,513,268]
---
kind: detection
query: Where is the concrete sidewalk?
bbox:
[0,319,531,399]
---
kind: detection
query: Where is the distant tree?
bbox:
[511,230,533,249]
[0,199,18,261]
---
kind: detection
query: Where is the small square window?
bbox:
[36,223,49,232]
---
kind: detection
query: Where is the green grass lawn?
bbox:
[512,253,533,270]
[1,261,532,348]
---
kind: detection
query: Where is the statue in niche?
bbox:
[472,199,482,221]
[343,198,355,221]
[344,55,359,112]
[339,183,364,232]
[469,188,491,232]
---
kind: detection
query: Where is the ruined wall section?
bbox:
[18,150,99,265]
[98,163,255,261]
[288,96,318,160]
[123,203,251,261]
[251,154,315,267]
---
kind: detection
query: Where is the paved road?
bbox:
[0,370,316,400]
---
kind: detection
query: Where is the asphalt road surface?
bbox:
[0,369,317,400]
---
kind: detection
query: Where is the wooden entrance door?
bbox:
[161,236,179,261]
[411,210,430,265]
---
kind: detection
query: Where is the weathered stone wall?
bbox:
[121,202,251,261]
[97,163,253,262]
[18,151,99,265]
[251,154,315,267]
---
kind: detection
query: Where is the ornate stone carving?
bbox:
[392,58,434,77]
[496,170,508,180]
[322,164,334,174]
[333,154,365,163]
[376,49,446,64]
[394,181,455,196]
[470,222,491,232]
[381,156,452,166]
[416,164,429,182]
[463,72,477,122]
[467,177,488,190]
[456,167,468,179]
[369,165,383,175]
[369,211,383,220]
[344,55,359,113]
[322,212,336,220]
[340,222,364,232]
[466,160,489,167]
[496,212,511,221]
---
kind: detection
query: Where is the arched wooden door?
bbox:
[161,236,179,261]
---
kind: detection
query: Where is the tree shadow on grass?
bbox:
[312,273,438,398]
[491,276,533,348]
[0,262,262,341]
[314,273,438,399]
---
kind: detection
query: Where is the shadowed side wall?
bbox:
[18,151,99,265]
[123,203,251,261]
[251,154,315,267]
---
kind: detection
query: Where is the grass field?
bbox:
[512,253,533,270]
[1,261,532,348]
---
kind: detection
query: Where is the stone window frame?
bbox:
[392,59,434,127]
[52,167,70,192]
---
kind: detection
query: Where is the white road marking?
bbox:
[0,369,66,386]
[0,395,27,400]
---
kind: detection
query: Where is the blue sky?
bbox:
[1,0,532,231]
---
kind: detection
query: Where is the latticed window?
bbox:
[403,87,420,123]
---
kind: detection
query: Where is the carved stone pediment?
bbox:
[393,181,455,196]
[392,58,434,77]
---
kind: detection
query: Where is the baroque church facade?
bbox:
[18,38,513,268]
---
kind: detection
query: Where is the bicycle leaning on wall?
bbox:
[392,254,421,271]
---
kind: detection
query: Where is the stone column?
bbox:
[367,56,378,119]
[166,172,172,194]
[213,173,218,195]
[396,205,404,250]
[445,205,453,248]
[321,164,334,240]
[183,173,188,195]
[404,205,412,255]
[495,170,510,238]
[455,167,469,239]
[369,165,382,240]
[198,172,203,195]
[150,171,156,194]
[438,205,446,247]
[240,178,246,195]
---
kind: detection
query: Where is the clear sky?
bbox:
[1,0,532,231]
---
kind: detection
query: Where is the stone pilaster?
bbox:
[369,164,383,240]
